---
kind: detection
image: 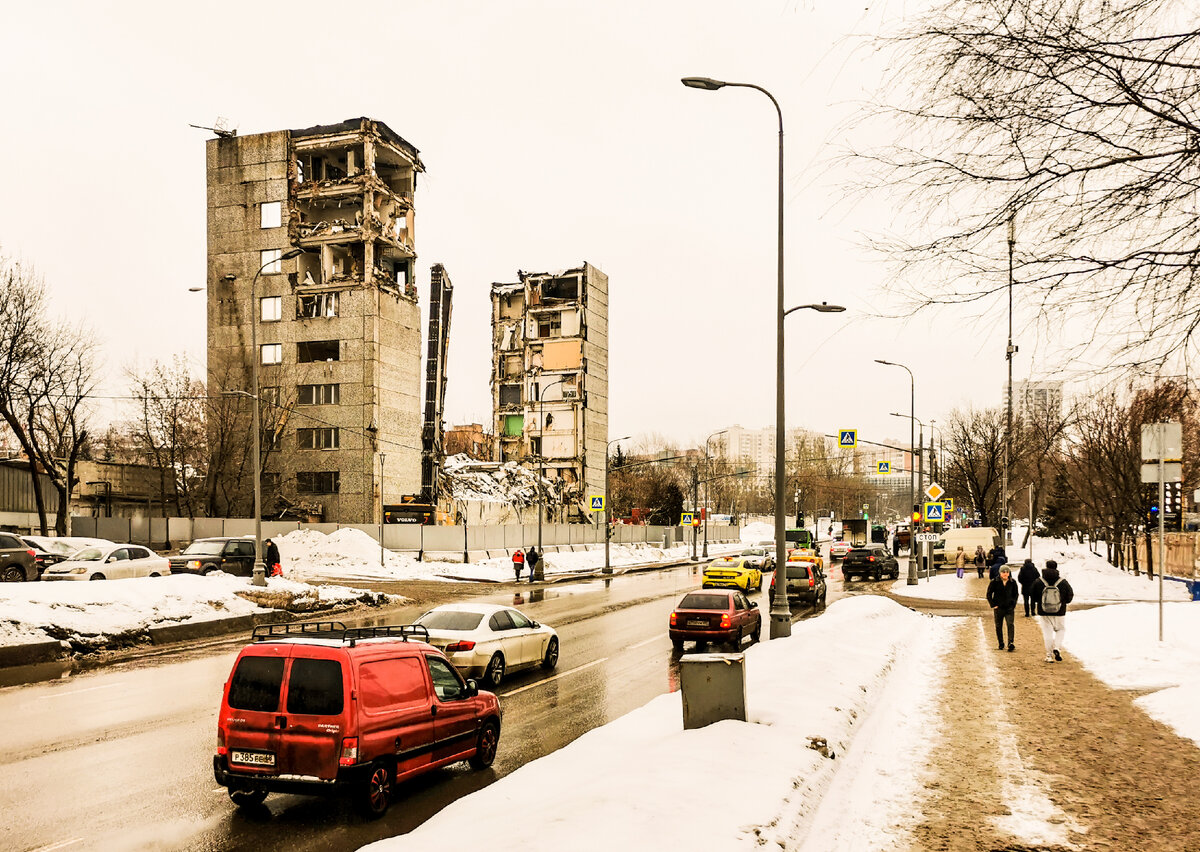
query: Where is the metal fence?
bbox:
[68,515,741,560]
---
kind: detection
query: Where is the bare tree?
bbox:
[860,0,1200,370]
[943,406,1006,526]
[126,357,207,517]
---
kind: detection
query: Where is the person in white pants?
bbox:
[1031,559,1074,662]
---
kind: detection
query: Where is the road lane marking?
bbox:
[628,634,666,650]
[30,838,83,851]
[503,657,607,697]
[35,683,123,699]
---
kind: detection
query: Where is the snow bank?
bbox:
[361,595,943,852]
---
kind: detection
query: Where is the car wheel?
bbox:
[484,653,505,687]
[228,788,267,808]
[701,583,712,589]
[2,566,24,583]
[751,622,761,643]
[89,573,106,581]
[203,567,219,576]
[728,627,742,651]
[694,639,707,650]
[469,720,500,770]
[672,638,684,652]
[541,637,559,670]
[149,572,160,578]
[355,762,393,818]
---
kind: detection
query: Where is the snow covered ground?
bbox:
[0,572,394,648]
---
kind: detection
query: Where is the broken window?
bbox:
[530,436,542,456]
[297,471,339,494]
[260,249,283,274]
[297,340,339,363]
[298,383,340,405]
[499,384,521,407]
[537,314,562,338]
[261,343,282,365]
[260,202,282,229]
[503,415,524,437]
[542,276,579,300]
[260,386,281,407]
[298,292,339,318]
[298,428,339,450]
[260,296,281,322]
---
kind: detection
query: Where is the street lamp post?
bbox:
[604,435,632,574]
[535,376,568,581]
[877,360,917,585]
[1004,216,1017,546]
[702,429,729,558]
[379,452,386,571]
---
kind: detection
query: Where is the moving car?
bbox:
[214,621,501,818]
[0,533,38,582]
[829,539,854,560]
[414,603,558,688]
[668,590,760,650]
[768,561,827,607]
[701,556,762,592]
[787,547,824,573]
[841,545,900,582]
[738,546,775,572]
[41,543,169,581]
[169,537,257,576]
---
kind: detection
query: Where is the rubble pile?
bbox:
[440,454,570,512]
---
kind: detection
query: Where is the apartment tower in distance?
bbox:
[491,265,609,521]
[205,117,424,523]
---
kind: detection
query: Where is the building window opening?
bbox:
[297,471,339,493]
[260,202,282,229]
[297,340,339,363]
[542,276,579,301]
[298,292,339,318]
[298,383,340,405]
[298,428,339,450]
[260,249,283,274]
[260,296,282,322]
[261,343,282,365]
[499,384,521,407]
[537,315,562,338]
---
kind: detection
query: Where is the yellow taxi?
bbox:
[701,556,762,593]
[787,547,825,573]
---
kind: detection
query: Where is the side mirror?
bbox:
[530,621,540,629]
[465,678,479,697]
[106,555,118,563]
[749,601,758,609]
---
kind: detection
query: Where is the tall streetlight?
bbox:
[876,359,917,585]
[603,435,632,574]
[684,74,788,636]
[379,452,387,571]
[702,429,729,558]
[1003,215,1017,546]
[535,376,568,580]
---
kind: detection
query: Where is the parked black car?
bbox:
[169,537,258,576]
[0,532,38,582]
[841,545,900,582]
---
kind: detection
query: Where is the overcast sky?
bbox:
[0,0,1061,454]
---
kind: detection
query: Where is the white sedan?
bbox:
[414,603,559,688]
[41,543,169,581]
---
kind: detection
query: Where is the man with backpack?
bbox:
[1031,559,1074,662]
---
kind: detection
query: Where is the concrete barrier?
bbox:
[148,614,259,645]
[0,639,69,667]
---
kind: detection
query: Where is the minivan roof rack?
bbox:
[252,621,430,646]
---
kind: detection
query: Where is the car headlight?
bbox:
[68,566,86,574]
[187,560,201,570]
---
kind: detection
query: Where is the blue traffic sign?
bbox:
[923,501,944,522]
[839,429,857,448]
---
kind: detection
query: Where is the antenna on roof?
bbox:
[189,116,238,138]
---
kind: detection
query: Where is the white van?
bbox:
[933,527,1001,566]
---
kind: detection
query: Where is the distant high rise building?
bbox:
[1004,380,1065,423]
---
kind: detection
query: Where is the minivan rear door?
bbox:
[224,650,287,775]
[278,654,349,780]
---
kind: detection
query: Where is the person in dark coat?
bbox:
[1017,558,1040,617]
[988,546,1008,581]
[986,564,1020,650]
[264,538,282,577]
[1030,559,1074,662]
[525,546,540,582]
[973,545,986,579]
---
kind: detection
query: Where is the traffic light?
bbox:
[1164,481,1183,531]
[1001,517,1010,530]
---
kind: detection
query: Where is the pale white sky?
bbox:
[0,0,1062,451]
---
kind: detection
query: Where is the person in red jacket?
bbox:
[986,564,1019,651]
[512,548,524,582]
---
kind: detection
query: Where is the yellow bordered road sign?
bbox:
[923,501,945,522]
[877,461,891,474]
[680,512,694,526]
[839,429,857,448]
[590,495,605,511]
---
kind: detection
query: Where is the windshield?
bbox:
[415,610,485,631]
[182,540,226,556]
[740,549,763,557]
[71,547,104,562]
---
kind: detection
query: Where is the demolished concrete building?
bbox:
[490,264,609,522]
[204,117,424,524]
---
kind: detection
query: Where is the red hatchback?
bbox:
[214,621,502,817]
[669,590,761,651]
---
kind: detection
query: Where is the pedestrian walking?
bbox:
[954,546,967,579]
[988,546,1008,581]
[512,548,525,582]
[973,545,986,578]
[986,565,1019,651]
[1017,558,1040,617]
[526,546,540,582]
[264,538,282,577]
[1031,559,1074,663]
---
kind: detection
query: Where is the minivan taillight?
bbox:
[216,725,227,756]
[339,737,359,766]
[445,640,476,652]
[809,577,815,588]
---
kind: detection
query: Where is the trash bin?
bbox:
[679,652,746,730]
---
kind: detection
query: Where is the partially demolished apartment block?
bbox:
[205,117,424,524]
[490,264,609,521]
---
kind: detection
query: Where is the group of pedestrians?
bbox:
[987,556,1074,662]
[511,546,541,582]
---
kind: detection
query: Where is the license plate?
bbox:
[686,620,709,628]
[230,750,275,767]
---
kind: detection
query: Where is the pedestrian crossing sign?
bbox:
[680,512,694,526]
[839,429,857,448]
[590,495,605,512]
[877,460,891,474]
[923,501,944,522]
[943,497,954,512]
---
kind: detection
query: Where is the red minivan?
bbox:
[213,621,502,817]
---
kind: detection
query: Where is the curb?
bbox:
[0,639,71,667]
